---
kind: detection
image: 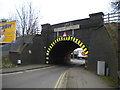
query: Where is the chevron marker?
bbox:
[83,48,87,51]
[80,42,83,46]
[81,45,85,49]
[85,51,88,54]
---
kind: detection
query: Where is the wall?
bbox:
[88,26,118,78]
[9,35,45,65]
[1,35,33,58]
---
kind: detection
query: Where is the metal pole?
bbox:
[57,32,59,38]
[108,13,110,23]
[72,29,74,36]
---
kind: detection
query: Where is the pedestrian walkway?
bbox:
[1,64,50,74]
[64,67,115,88]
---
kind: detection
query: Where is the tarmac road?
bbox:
[2,65,69,88]
[2,63,113,88]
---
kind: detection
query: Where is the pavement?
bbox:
[1,64,51,74]
[64,67,115,88]
[1,58,85,74]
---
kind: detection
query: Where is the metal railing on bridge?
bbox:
[104,12,120,23]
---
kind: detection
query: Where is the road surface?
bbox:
[2,63,113,88]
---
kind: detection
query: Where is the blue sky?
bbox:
[0,0,111,24]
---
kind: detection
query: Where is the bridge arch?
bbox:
[46,36,88,64]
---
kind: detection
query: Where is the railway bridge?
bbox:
[9,12,118,78]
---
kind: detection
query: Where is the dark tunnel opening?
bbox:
[49,41,80,65]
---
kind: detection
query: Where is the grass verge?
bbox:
[98,75,118,85]
[2,56,16,68]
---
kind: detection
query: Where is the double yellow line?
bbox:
[54,71,67,88]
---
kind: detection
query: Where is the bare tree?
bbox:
[111,0,120,12]
[16,2,40,36]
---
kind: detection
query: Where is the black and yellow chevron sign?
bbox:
[46,36,88,59]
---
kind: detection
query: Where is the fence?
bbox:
[104,12,120,23]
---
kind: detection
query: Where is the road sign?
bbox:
[81,52,85,56]
[62,32,67,37]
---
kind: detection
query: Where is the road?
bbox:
[2,62,113,88]
[2,65,69,88]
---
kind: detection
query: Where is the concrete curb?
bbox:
[1,65,51,74]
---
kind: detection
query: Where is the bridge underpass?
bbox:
[8,12,118,79]
[49,41,80,64]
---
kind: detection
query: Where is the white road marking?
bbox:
[25,66,56,72]
[0,72,23,76]
[1,66,57,76]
